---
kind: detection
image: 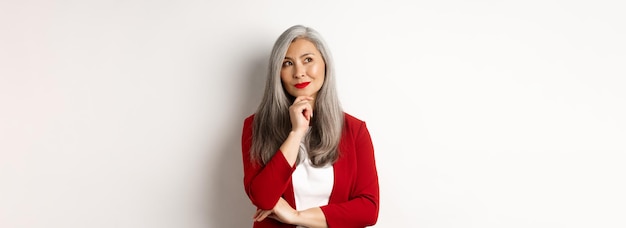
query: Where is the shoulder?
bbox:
[343,112,367,132]
[243,114,255,131]
[244,114,255,124]
[343,112,365,124]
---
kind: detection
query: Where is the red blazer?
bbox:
[241,113,379,228]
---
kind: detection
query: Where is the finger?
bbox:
[303,104,313,121]
[295,100,313,109]
[291,100,311,112]
[258,210,272,221]
[253,209,260,218]
[293,96,314,104]
[302,108,311,121]
[293,102,312,115]
[255,210,272,222]
[302,103,313,120]
[253,209,264,220]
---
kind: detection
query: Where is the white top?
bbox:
[291,136,334,214]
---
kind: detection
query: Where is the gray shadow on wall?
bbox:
[207,55,267,227]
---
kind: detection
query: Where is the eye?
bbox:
[282,61,293,67]
[304,57,313,63]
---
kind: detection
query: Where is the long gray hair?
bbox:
[251,25,344,167]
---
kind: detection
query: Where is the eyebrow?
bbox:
[284,53,315,60]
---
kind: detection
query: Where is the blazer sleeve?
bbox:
[321,121,380,227]
[241,116,296,210]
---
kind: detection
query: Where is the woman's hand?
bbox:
[253,208,273,222]
[279,96,314,166]
[252,197,299,224]
[268,197,299,224]
[289,96,314,134]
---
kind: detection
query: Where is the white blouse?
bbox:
[291,138,334,213]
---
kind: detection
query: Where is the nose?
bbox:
[293,63,305,78]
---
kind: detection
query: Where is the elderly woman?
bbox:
[241,25,379,228]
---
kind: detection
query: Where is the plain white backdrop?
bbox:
[1,0,625,227]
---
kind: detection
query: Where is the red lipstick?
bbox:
[295,82,310,89]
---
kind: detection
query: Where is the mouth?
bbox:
[295,82,310,89]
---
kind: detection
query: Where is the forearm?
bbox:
[279,131,305,166]
[294,207,327,228]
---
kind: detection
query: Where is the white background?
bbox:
[1,0,625,227]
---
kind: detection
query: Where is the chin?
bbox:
[290,92,309,97]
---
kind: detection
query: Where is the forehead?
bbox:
[285,38,321,56]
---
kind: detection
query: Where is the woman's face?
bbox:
[280,38,325,99]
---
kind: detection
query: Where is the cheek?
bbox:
[280,70,290,82]
[310,63,324,77]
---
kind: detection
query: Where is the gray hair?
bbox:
[251,25,344,167]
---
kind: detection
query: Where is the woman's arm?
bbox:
[282,96,314,165]
[242,97,313,209]
[256,197,328,228]
[320,121,379,227]
[248,118,378,227]
[294,207,327,228]
[242,116,296,210]
[279,130,306,166]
